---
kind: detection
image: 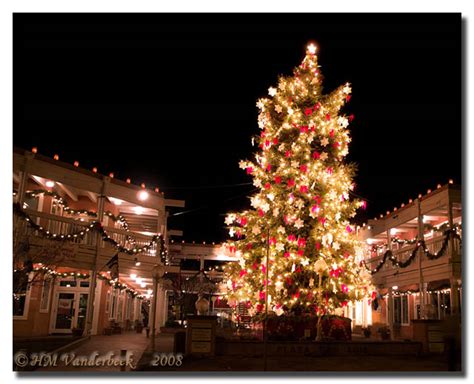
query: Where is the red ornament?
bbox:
[300,164,308,173]
[258,209,264,217]
[273,137,278,145]
[274,176,282,184]
[325,113,331,121]
[316,242,321,250]
[314,102,321,110]
[259,291,265,301]
[284,252,290,258]
[246,167,253,174]
[300,185,308,193]
[288,234,296,242]
[264,182,271,190]
[285,150,292,158]
[297,249,304,257]
[346,95,352,102]
[312,151,320,159]
[297,237,306,248]
[346,225,352,233]
[329,129,335,138]
[300,125,309,133]
[348,114,355,122]
[333,142,340,148]
[305,107,313,116]
[240,217,247,226]
[266,164,272,172]
[287,179,295,188]
[269,237,277,245]
[239,269,247,277]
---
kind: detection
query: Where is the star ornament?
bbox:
[321,137,329,147]
[343,83,352,94]
[275,104,283,113]
[268,87,277,97]
[307,43,317,55]
[294,218,304,229]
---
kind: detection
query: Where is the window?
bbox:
[13,272,31,319]
[40,276,52,313]
[106,289,111,314]
[393,296,409,325]
[110,289,117,319]
[59,280,77,287]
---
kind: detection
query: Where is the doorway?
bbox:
[49,279,90,334]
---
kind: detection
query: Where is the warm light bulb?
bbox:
[138,190,149,201]
[45,180,55,188]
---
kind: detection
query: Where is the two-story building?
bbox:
[13,147,184,338]
[352,181,462,341]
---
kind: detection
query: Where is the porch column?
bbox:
[387,288,393,340]
[84,176,109,336]
[150,265,165,351]
[416,199,425,319]
[447,201,461,315]
[17,151,34,205]
[386,229,393,338]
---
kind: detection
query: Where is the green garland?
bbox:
[364,228,461,274]
[14,266,145,298]
[14,202,168,262]
[19,189,130,230]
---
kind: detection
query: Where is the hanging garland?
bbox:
[14,265,145,298]
[369,223,462,251]
[18,189,130,230]
[363,228,461,274]
[14,202,168,262]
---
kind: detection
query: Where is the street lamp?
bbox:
[314,258,328,341]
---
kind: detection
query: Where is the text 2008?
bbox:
[150,353,183,367]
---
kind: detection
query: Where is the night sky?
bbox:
[13,13,461,243]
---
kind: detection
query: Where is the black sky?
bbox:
[13,13,462,243]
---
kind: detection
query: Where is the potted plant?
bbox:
[377,326,391,340]
[362,326,371,338]
[71,327,84,337]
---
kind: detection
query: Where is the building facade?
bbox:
[13,147,184,338]
[353,182,462,340]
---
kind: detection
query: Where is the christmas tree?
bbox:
[222,43,373,322]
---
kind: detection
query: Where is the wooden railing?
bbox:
[364,234,453,273]
[14,208,159,257]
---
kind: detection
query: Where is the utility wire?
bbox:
[162,182,253,190]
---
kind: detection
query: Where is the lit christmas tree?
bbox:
[222,43,374,325]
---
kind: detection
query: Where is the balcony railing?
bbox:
[14,208,159,257]
[364,234,458,274]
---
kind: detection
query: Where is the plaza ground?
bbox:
[14,331,461,372]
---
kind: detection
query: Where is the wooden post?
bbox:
[447,200,460,315]
[263,227,270,371]
[17,151,34,206]
[84,177,108,336]
[387,287,393,340]
[386,229,394,338]
[150,276,159,351]
[416,199,425,319]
